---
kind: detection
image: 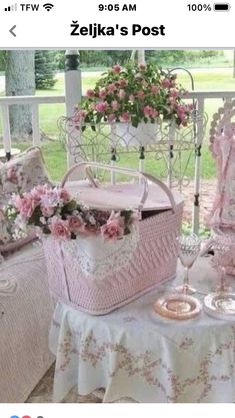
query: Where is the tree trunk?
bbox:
[233,50,235,78]
[5,50,35,140]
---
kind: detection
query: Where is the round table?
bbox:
[49,256,235,403]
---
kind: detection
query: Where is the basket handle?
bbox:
[61,162,176,213]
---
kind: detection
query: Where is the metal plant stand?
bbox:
[59,68,208,233]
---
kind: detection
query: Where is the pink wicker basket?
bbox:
[43,162,183,315]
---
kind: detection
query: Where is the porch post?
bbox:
[65,50,82,171]
[138,50,146,65]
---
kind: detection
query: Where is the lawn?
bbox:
[3,67,235,181]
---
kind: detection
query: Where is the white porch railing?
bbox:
[0,84,235,232]
[0,95,65,154]
[1,90,234,155]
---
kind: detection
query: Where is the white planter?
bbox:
[111,122,159,146]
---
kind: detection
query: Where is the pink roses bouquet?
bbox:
[73,62,193,130]
[5,184,135,241]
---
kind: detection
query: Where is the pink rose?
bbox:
[143,105,153,117]
[169,89,179,98]
[118,89,126,100]
[101,219,124,240]
[177,105,187,122]
[177,105,186,113]
[59,188,71,202]
[17,195,36,219]
[40,189,60,208]
[95,101,108,113]
[86,89,95,97]
[99,88,107,99]
[108,113,116,123]
[168,97,177,105]
[49,217,71,240]
[152,110,158,118]
[143,106,158,118]
[137,91,145,100]
[41,205,55,218]
[30,185,49,201]
[11,194,23,211]
[6,166,18,183]
[120,112,130,122]
[73,109,87,123]
[107,83,116,93]
[151,85,159,94]
[162,78,171,88]
[101,211,124,240]
[111,100,120,111]
[112,64,121,73]
[177,111,186,123]
[119,79,128,88]
[68,215,84,234]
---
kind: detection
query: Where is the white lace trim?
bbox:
[61,226,139,280]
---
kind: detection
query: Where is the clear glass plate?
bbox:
[204,292,235,320]
[154,293,202,320]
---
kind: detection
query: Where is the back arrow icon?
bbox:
[9,25,16,37]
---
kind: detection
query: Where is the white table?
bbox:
[49,256,235,403]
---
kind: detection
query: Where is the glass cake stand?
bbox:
[204,292,235,321]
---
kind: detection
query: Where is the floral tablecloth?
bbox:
[49,256,235,403]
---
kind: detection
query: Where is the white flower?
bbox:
[40,189,60,208]
[89,215,96,225]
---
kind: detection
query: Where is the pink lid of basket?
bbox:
[66,181,183,211]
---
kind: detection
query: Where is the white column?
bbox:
[138,50,146,65]
[65,50,82,174]
[32,103,40,145]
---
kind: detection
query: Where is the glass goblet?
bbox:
[211,235,232,293]
[176,233,201,295]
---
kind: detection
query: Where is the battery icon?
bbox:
[214,3,230,11]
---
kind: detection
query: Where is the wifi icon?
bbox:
[43,3,54,11]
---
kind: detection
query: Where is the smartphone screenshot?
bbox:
[0,0,234,416]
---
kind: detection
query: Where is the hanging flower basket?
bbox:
[71,62,193,136]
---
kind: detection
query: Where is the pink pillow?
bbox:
[0,147,51,254]
[0,147,51,197]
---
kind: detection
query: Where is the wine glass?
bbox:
[176,233,201,294]
[210,235,232,293]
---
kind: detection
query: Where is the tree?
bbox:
[0,51,6,72]
[233,50,235,78]
[35,51,56,89]
[5,50,35,139]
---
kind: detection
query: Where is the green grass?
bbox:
[3,68,235,181]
